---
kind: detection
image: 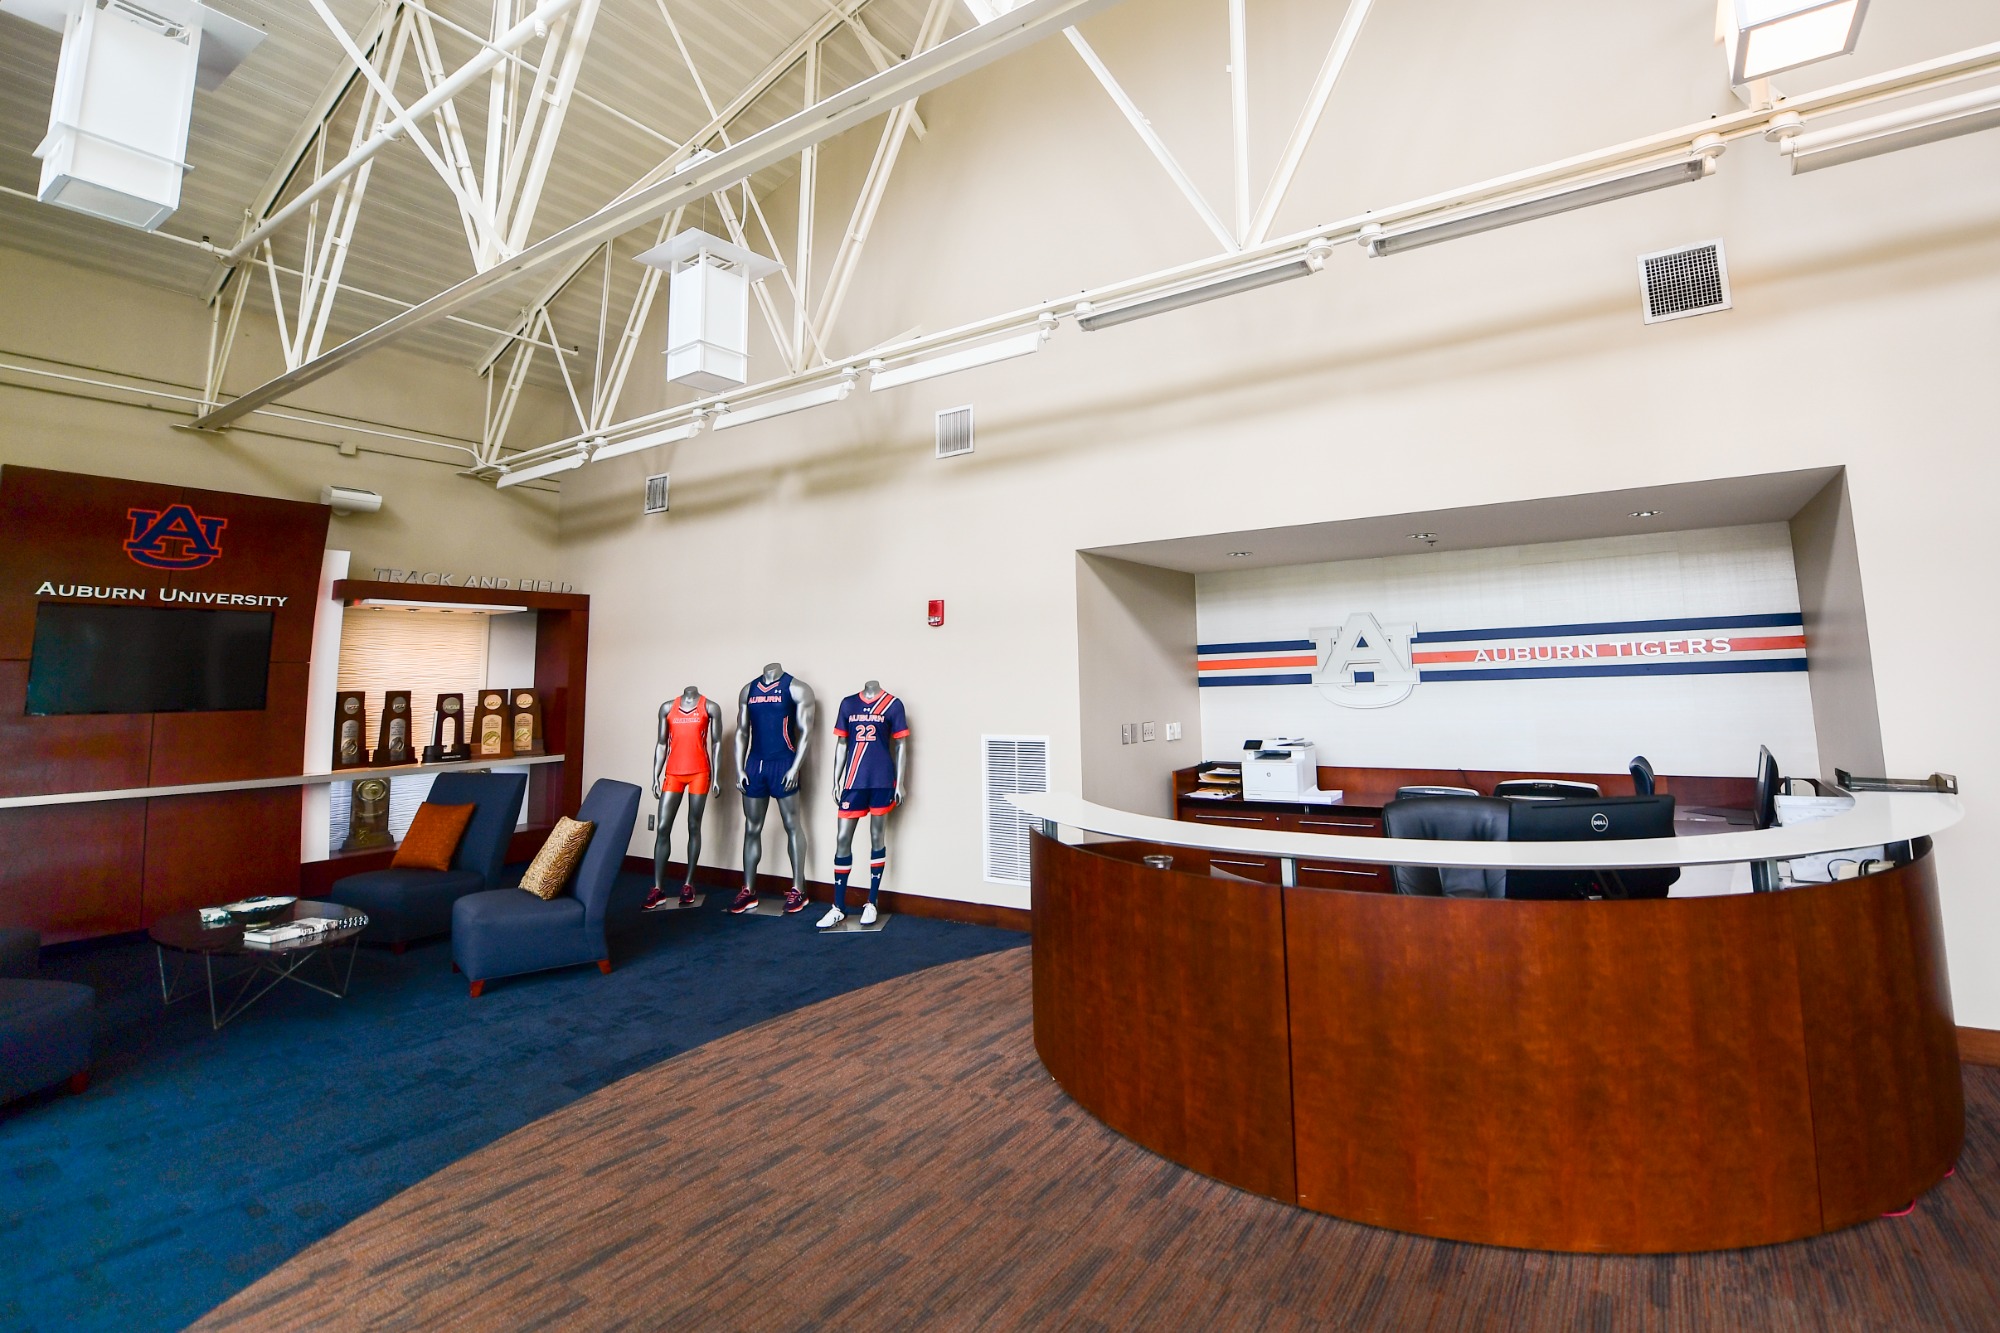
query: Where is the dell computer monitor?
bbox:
[1753,745,1781,831]
[1506,795,1679,900]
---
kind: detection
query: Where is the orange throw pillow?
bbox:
[392,802,476,871]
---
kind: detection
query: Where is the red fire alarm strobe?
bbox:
[927,599,945,627]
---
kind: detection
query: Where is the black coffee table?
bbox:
[148,899,368,1029]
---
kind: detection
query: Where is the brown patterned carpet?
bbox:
[197,947,2000,1331]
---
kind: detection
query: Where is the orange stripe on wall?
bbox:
[1197,655,1318,672]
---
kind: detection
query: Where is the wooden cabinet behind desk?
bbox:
[1181,805,1391,892]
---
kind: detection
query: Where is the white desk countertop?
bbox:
[1010,790,1961,871]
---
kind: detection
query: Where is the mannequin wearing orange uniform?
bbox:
[646,686,724,910]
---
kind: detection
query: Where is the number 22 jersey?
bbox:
[832,691,908,792]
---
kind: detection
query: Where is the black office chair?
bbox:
[1629,755,1655,796]
[1493,779,1601,801]
[1395,784,1479,799]
[1751,745,1781,893]
[1381,796,1510,898]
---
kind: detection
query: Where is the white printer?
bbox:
[1242,739,1337,803]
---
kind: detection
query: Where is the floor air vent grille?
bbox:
[644,473,670,515]
[936,405,974,459]
[1639,240,1730,324]
[982,735,1048,885]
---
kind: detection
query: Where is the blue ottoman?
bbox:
[0,979,94,1103]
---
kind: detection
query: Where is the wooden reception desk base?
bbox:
[1030,834,1963,1253]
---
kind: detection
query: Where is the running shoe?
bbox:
[784,887,807,914]
[728,887,759,914]
[817,906,845,930]
[678,886,696,907]
[860,903,878,927]
[641,886,672,912]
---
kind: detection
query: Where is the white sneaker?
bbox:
[817,906,845,930]
[860,903,878,926]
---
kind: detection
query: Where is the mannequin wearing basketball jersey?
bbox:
[645,685,724,911]
[732,663,817,915]
[820,680,909,930]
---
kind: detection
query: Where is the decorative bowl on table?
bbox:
[217,895,297,923]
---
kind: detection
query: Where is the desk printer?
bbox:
[1241,740,1339,804]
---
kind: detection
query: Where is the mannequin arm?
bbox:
[705,698,725,784]
[892,736,909,805]
[734,682,753,792]
[787,680,817,791]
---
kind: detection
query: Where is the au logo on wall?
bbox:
[1199,612,1809,708]
[125,504,227,570]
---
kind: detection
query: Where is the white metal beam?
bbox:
[224,0,584,264]
[1229,0,1249,242]
[194,0,1133,429]
[1248,0,1374,245]
[1064,29,1237,252]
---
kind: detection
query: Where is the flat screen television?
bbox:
[25,603,274,715]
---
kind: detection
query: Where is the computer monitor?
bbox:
[1753,745,1780,831]
[1506,795,1679,900]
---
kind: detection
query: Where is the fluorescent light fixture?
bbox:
[354,599,530,614]
[710,380,854,431]
[1779,83,2000,174]
[1076,250,1325,331]
[589,420,706,461]
[868,325,1052,391]
[1725,0,1867,86]
[495,453,585,488]
[1361,157,1712,258]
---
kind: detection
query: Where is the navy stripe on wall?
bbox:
[1195,639,1317,655]
[1410,613,1804,644]
[1197,658,1807,686]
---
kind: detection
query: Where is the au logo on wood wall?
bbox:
[124,504,228,570]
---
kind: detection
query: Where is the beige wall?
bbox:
[1789,473,1886,783]
[1076,554,1199,816]
[555,0,2000,1024]
[0,248,571,580]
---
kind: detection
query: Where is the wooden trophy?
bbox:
[342,776,394,850]
[472,690,511,759]
[371,690,413,766]
[509,688,547,756]
[423,693,470,763]
[332,691,368,769]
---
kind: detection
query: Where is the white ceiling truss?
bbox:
[3,1,1996,487]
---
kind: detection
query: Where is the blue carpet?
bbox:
[0,872,1024,1333]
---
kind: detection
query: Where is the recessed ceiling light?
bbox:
[1630,509,1663,518]
[1408,532,1436,541]
[1226,551,1252,557]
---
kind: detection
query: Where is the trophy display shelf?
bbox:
[0,752,568,811]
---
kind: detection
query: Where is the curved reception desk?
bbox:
[1018,792,1965,1253]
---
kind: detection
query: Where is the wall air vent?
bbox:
[643,473,670,515]
[982,735,1049,885]
[936,404,974,459]
[1638,240,1731,325]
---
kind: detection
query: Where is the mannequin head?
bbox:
[862,679,881,697]
[681,684,701,703]
[762,662,783,683]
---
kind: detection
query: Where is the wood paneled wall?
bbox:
[0,466,328,941]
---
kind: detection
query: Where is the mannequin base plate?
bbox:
[747,896,802,918]
[820,911,891,934]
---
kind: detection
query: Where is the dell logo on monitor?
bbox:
[1590,812,1611,833]
[125,505,227,570]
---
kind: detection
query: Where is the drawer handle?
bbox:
[1301,819,1374,830]
[1212,857,1267,869]
[1199,814,1266,824]
[1302,864,1379,877]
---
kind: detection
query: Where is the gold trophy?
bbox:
[332,692,368,769]
[473,691,510,758]
[511,689,543,755]
[343,777,393,850]
[372,690,413,766]
[423,693,470,763]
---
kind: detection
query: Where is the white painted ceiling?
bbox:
[0,0,955,374]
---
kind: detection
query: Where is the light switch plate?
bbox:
[647,813,656,830]
[1142,721,1157,741]
[1165,722,1182,741]
[1120,723,1132,745]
